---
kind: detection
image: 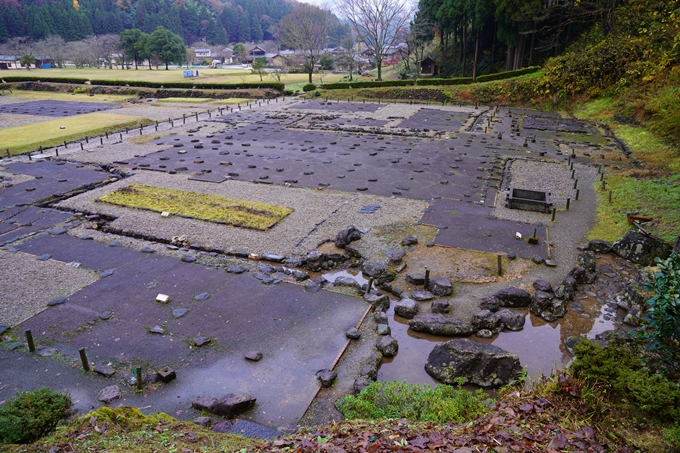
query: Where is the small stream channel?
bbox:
[323,256,630,385]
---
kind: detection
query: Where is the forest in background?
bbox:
[0,0,349,47]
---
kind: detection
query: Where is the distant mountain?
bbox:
[0,0,295,44]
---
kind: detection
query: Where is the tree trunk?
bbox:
[165,62,168,70]
[308,70,312,83]
[461,26,467,77]
[528,32,535,67]
[506,46,513,71]
[472,28,480,82]
[377,59,382,81]
[491,22,497,66]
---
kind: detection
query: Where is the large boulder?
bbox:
[493,287,531,308]
[471,310,502,331]
[425,339,522,387]
[335,226,361,248]
[428,278,453,296]
[530,291,554,317]
[408,314,475,336]
[213,394,256,418]
[611,231,672,266]
[394,298,419,319]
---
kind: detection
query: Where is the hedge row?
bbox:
[321,66,541,90]
[1,75,89,84]
[88,79,285,91]
[475,66,541,83]
[0,75,284,91]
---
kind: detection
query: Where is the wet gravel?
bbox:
[0,248,98,326]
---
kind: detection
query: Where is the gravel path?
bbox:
[0,249,98,326]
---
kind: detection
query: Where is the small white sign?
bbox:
[156,294,171,303]
[67,261,81,268]
[515,232,522,240]
[161,211,170,217]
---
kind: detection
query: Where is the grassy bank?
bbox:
[573,98,680,242]
[0,113,152,155]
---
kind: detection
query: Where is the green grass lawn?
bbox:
[4,68,348,89]
[0,113,151,155]
[98,184,293,230]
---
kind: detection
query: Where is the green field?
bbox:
[98,184,294,230]
[0,113,151,155]
[4,67,348,89]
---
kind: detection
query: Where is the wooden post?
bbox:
[79,348,90,371]
[25,330,35,352]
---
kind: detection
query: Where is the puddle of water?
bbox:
[319,269,369,286]
[378,292,626,384]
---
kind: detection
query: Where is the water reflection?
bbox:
[378,291,625,384]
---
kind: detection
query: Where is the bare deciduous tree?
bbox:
[281,4,329,84]
[335,0,412,80]
[35,36,67,68]
[337,33,360,81]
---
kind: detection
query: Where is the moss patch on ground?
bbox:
[98,184,293,230]
[0,113,151,155]
[3,406,258,453]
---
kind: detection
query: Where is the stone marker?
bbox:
[213,394,256,418]
[345,327,361,339]
[316,369,338,388]
[98,385,122,404]
[149,325,165,334]
[156,294,171,304]
[94,365,116,377]
[244,351,263,361]
[194,336,211,347]
[192,396,218,412]
[47,296,67,306]
[157,366,176,383]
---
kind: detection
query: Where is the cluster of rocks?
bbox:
[97,365,177,404]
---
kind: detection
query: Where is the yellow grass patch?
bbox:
[0,113,151,155]
[98,184,293,230]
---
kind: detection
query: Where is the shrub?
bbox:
[639,253,680,362]
[336,380,489,423]
[302,83,316,92]
[571,340,680,421]
[0,387,72,444]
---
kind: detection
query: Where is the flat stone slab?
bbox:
[0,100,119,117]
[294,100,384,112]
[423,200,548,260]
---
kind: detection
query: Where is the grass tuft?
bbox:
[98,184,293,230]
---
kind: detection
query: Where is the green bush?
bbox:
[475,66,541,83]
[0,76,89,84]
[302,83,316,92]
[639,253,680,362]
[89,80,284,91]
[0,387,72,444]
[572,340,680,421]
[336,381,489,423]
